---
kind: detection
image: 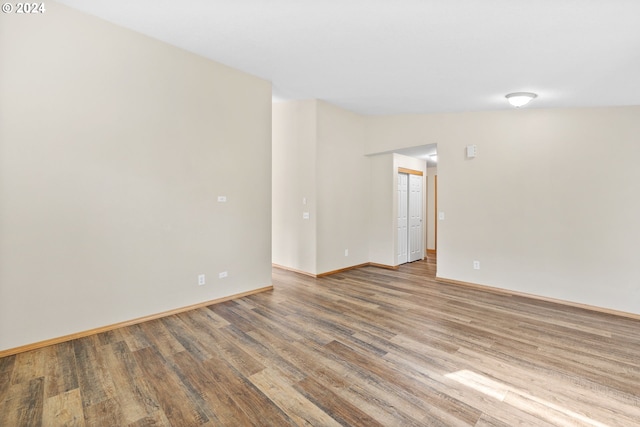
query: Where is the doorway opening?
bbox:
[397,169,423,264]
[392,144,438,266]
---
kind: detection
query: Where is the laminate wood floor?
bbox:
[1,257,639,426]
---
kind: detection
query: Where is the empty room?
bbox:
[1,1,639,426]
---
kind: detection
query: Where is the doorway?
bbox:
[397,169,423,264]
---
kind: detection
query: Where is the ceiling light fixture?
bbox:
[506,92,537,108]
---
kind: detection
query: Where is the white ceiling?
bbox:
[57,0,640,115]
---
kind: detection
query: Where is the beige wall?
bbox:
[316,101,370,273]
[272,100,317,273]
[368,154,395,265]
[0,3,272,351]
[366,107,640,315]
[272,100,370,275]
[427,167,437,250]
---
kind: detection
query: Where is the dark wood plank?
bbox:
[171,350,252,426]
[138,318,186,359]
[101,340,160,425]
[207,301,257,333]
[294,375,385,427]
[159,315,212,362]
[120,323,152,352]
[132,346,209,427]
[199,355,295,426]
[0,376,44,427]
[44,341,79,398]
[0,354,15,404]
[177,310,265,377]
[72,335,116,407]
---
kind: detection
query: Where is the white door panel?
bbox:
[398,172,423,265]
[408,174,423,262]
[397,173,408,265]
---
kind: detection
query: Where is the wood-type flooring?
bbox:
[1,257,639,426]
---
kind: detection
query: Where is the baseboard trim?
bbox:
[271,264,318,277]
[0,286,274,358]
[316,263,371,277]
[273,262,399,278]
[436,277,640,322]
[368,263,399,271]
[426,249,437,255]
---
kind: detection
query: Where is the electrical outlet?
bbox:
[219,271,228,279]
[344,249,349,257]
[473,261,480,270]
[198,274,206,286]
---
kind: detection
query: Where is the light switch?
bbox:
[303,212,310,220]
[302,197,307,205]
[217,196,227,202]
[438,211,445,220]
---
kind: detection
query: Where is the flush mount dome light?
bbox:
[506,92,537,107]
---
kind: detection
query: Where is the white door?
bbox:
[397,172,423,265]
[408,174,423,262]
[397,173,408,264]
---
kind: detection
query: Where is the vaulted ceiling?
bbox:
[57,0,640,115]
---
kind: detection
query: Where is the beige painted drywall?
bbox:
[316,101,370,273]
[365,107,640,315]
[272,100,317,274]
[272,100,370,275]
[0,3,272,351]
[427,167,438,251]
[369,153,395,265]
